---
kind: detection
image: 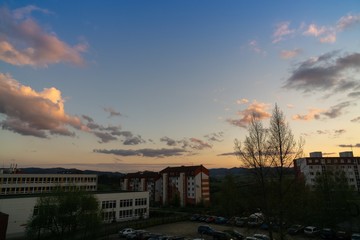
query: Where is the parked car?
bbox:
[126,230,150,240]
[119,228,136,238]
[245,237,259,240]
[198,225,215,235]
[320,228,336,239]
[215,217,228,224]
[287,224,304,235]
[336,231,350,240]
[227,217,239,225]
[205,216,217,223]
[223,230,244,240]
[191,214,201,221]
[212,231,234,240]
[247,213,264,227]
[235,217,248,227]
[304,226,321,237]
[253,234,270,240]
[351,233,360,240]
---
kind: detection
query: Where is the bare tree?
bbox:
[235,105,304,240]
[268,104,304,240]
[234,113,274,238]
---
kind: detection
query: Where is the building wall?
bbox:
[0,174,97,195]
[0,191,149,239]
[294,152,360,191]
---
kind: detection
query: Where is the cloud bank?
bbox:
[0,73,86,138]
[94,148,188,158]
[0,5,86,67]
[284,51,360,96]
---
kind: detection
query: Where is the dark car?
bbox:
[190,214,201,221]
[304,226,321,237]
[198,225,215,235]
[127,230,150,240]
[223,230,244,240]
[205,216,217,223]
[336,231,350,240]
[287,224,304,235]
[215,217,228,224]
[320,228,336,239]
[235,217,248,227]
[212,231,234,240]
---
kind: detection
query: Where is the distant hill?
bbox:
[7,166,293,179]
[209,167,251,178]
[17,167,124,177]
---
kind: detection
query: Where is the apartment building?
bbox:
[160,165,210,207]
[294,151,360,191]
[121,171,161,203]
[121,165,210,207]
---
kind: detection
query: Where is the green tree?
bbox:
[26,188,102,240]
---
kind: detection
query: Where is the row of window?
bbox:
[308,159,357,164]
[0,185,96,195]
[0,176,97,184]
[102,200,116,209]
[135,198,147,206]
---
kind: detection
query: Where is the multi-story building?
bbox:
[0,173,97,195]
[294,151,360,191]
[0,171,149,239]
[121,165,210,207]
[160,165,210,207]
[121,171,160,203]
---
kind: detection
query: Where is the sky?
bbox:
[0,1,360,173]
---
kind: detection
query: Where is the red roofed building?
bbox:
[121,165,210,207]
[121,171,161,204]
[159,165,210,207]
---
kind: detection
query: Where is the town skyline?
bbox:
[1,1,360,173]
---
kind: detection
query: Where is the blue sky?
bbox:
[1,1,360,172]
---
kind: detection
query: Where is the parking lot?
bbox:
[107,221,310,240]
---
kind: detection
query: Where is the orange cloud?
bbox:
[280,48,301,59]
[0,73,87,138]
[0,6,86,67]
[292,108,323,121]
[227,101,271,128]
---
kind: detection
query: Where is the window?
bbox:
[119,209,133,218]
[135,198,147,206]
[102,200,116,209]
[120,199,133,208]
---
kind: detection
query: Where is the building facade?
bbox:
[0,173,98,195]
[294,151,360,191]
[0,172,149,239]
[160,165,210,206]
[121,165,210,207]
[121,171,161,204]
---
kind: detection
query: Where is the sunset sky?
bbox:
[1,1,360,172]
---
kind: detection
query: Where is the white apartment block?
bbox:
[294,151,360,191]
